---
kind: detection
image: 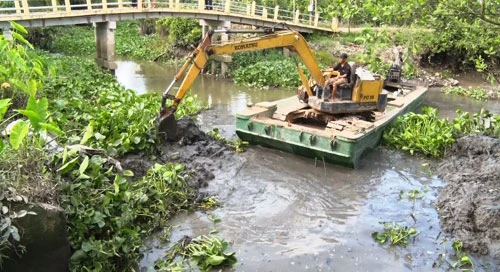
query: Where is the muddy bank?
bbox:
[436,135,500,262]
[121,117,242,194]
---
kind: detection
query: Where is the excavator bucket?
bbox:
[158,106,177,139]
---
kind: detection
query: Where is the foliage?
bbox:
[155,18,202,47]
[229,50,285,72]
[206,128,248,153]
[41,56,204,156]
[441,86,489,101]
[50,21,166,60]
[384,107,500,157]
[399,189,423,201]
[384,107,455,157]
[372,222,417,246]
[449,240,474,270]
[58,151,195,271]
[186,235,237,272]
[233,59,309,88]
[154,235,237,272]
[199,196,220,210]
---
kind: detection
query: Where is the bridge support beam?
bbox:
[94,21,117,73]
[199,19,232,78]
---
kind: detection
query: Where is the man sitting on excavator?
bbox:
[326,53,351,101]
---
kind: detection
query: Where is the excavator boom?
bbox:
[158,29,325,138]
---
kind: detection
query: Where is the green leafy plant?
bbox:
[155,18,202,47]
[384,107,455,157]
[450,240,474,270]
[233,59,309,88]
[372,222,418,246]
[186,235,237,272]
[442,86,489,101]
[207,128,248,152]
[199,196,220,210]
[58,151,196,271]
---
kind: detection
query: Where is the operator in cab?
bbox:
[326,53,351,101]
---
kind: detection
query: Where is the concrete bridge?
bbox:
[0,0,338,72]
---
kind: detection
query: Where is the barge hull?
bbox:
[235,86,427,168]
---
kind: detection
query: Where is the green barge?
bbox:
[235,86,427,168]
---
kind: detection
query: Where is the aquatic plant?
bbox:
[207,128,248,152]
[384,107,500,157]
[450,240,474,270]
[58,152,195,271]
[42,56,204,156]
[442,86,489,101]
[50,21,165,60]
[383,107,455,157]
[233,59,309,88]
[154,235,237,272]
[372,222,418,246]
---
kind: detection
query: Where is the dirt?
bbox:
[121,117,241,193]
[436,135,500,262]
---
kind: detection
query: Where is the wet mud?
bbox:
[121,117,242,191]
[436,135,500,262]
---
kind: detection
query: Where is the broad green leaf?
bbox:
[0,98,11,120]
[206,255,225,266]
[26,96,47,123]
[79,156,89,174]
[16,110,41,129]
[114,176,120,195]
[57,156,79,174]
[10,21,28,35]
[39,122,63,136]
[0,139,4,153]
[123,170,134,177]
[80,121,94,145]
[9,120,29,149]
[94,132,106,140]
[11,32,33,49]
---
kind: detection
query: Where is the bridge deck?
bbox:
[0,0,336,33]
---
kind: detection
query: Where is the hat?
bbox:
[339,53,348,59]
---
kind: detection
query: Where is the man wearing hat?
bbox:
[326,53,351,101]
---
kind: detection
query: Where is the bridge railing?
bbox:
[0,0,337,31]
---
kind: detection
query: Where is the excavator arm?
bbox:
[158,29,325,137]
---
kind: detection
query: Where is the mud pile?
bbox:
[121,117,241,191]
[436,135,500,261]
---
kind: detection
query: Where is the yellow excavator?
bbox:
[158,29,387,137]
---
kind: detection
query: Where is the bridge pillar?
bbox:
[95,21,117,73]
[199,19,232,78]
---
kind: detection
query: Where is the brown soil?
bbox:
[436,135,500,262]
[121,117,241,194]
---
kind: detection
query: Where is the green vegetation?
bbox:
[442,86,490,101]
[50,21,166,60]
[206,128,249,153]
[154,235,237,272]
[0,24,222,271]
[372,222,418,246]
[450,240,475,270]
[156,18,202,47]
[399,189,423,200]
[384,107,500,157]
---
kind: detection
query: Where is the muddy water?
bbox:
[115,61,498,271]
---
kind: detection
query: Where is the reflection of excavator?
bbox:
[158,29,388,137]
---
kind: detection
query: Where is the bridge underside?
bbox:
[0,11,329,34]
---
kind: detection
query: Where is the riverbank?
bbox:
[436,135,500,265]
